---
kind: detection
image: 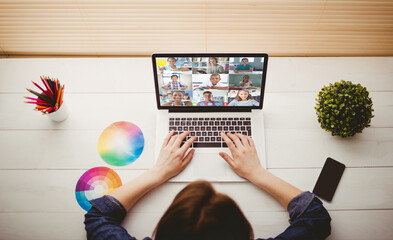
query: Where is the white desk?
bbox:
[0,57,392,240]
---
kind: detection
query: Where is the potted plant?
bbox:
[315,80,374,137]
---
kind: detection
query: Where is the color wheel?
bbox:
[98,121,144,166]
[75,167,122,211]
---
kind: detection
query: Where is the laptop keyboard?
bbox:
[169,117,252,148]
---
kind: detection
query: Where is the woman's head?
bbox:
[154,181,253,240]
[235,90,251,101]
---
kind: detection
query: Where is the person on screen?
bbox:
[162,91,192,106]
[207,57,225,74]
[183,93,191,101]
[234,58,253,73]
[239,75,253,88]
[228,89,259,106]
[197,91,220,106]
[162,92,172,103]
[85,131,331,240]
[199,74,228,90]
[158,57,190,73]
[162,75,188,90]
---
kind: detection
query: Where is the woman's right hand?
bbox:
[151,131,196,182]
[219,132,266,181]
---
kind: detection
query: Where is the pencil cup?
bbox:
[47,102,69,122]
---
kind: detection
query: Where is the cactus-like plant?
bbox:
[315,80,374,137]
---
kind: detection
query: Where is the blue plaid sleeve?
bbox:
[258,191,331,240]
[84,195,152,240]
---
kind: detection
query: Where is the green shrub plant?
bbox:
[315,80,374,137]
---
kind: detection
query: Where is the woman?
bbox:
[239,75,253,87]
[207,57,225,74]
[85,132,331,240]
[228,89,259,106]
[159,57,189,73]
[162,91,192,106]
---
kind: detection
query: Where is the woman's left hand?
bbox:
[151,131,196,182]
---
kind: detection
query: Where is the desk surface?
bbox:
[0,57,392,240]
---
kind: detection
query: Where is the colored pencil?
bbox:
[24,96,48,103]
[25,76,65,114]
[41,76,54,100]
[32,81,46,94]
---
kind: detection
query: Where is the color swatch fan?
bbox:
[98,121,144,166]
[75,167,122,211]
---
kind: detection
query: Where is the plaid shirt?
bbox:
[164,81,185,90]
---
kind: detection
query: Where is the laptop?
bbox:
[153,53,268,182]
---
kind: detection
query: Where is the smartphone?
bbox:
[312,157,346,201]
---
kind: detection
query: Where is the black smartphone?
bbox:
[312,157,346,201]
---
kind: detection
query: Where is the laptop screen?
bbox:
[152,53,268,111]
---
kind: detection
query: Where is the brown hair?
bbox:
[153,181,253,240]
[235,89,252,101]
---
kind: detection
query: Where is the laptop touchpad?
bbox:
[193,152,229,177]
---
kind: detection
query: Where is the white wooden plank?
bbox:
[3,210,391,240]
[0,93,157,130]
[368,91,393,128]
[0,58,154,93]
[327,210,393,240]
[0,212,87,240]
[267,168,393,211]
[1,168,392,213]
[0,92,391,130]
[265,127,393,168]
[1,57,392,93]
[0,130,155,169]
[266,57,393,92]
[263,92,393,129]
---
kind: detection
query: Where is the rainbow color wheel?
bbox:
[75,167,122,211]
[98,121,144,166]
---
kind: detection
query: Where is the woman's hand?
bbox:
[151,131,196,182]
[219,132,266,181]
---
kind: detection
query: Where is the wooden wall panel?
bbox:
[0,0,392,57]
